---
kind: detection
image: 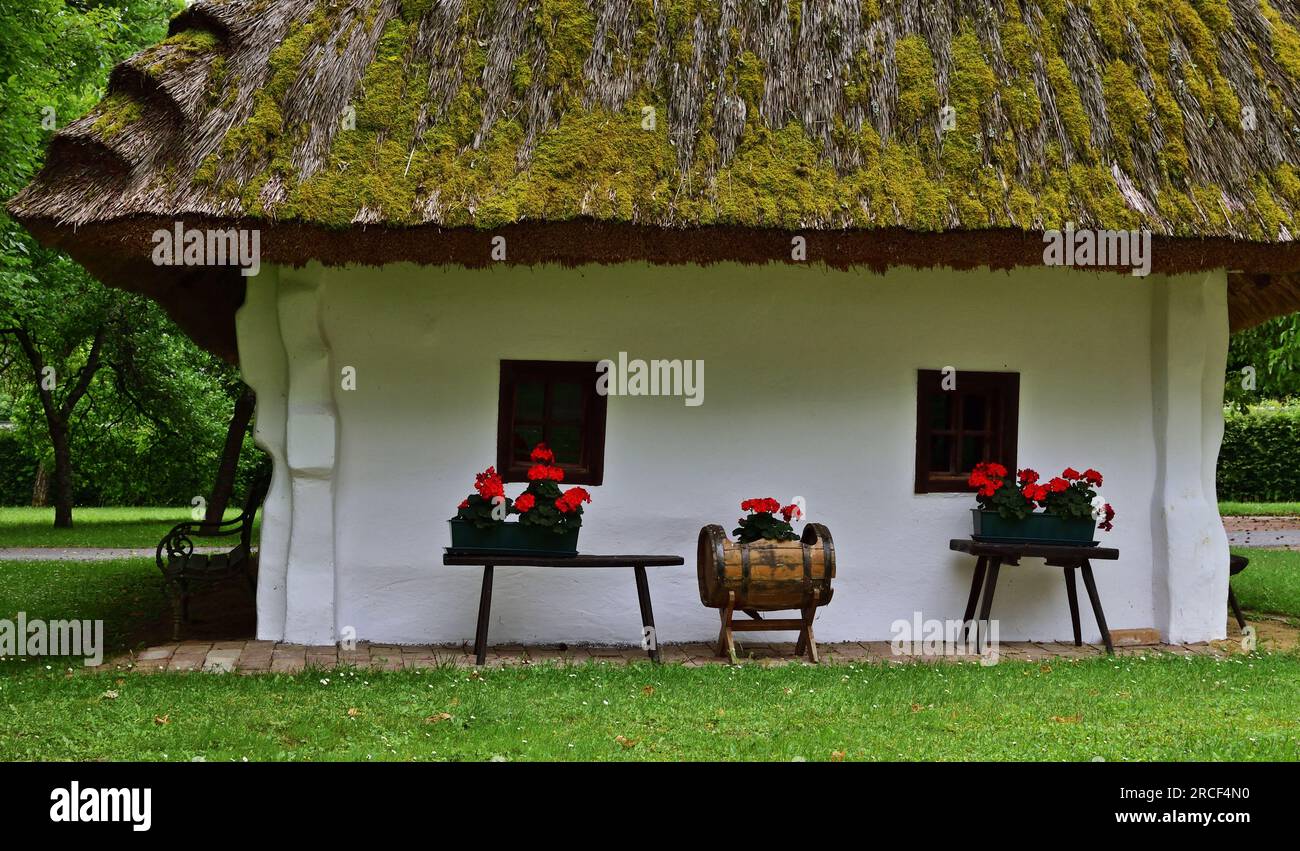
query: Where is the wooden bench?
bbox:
[442,553,685,665]
[156,478,268,640]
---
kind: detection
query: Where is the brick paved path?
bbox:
[100,636,1255,674]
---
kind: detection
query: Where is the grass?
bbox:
[1,654,1297,761]
[1,555,1299,761]
[1218,502,1300,516]
[1230,547,1300,621]
[0,506,256,549]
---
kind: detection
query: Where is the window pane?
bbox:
[552,381,585,422]
[928,434,954,473]
[516,380,545,420]
[929,393,953,430]
[514,425,544,458]
[960,435,986,472]
[550,425,583,464]
[962,394,987,430]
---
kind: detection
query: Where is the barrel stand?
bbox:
[717,588,822,664]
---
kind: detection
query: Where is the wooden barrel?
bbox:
[697,523,835,610]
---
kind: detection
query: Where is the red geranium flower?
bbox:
[1099,503,1115,532]
[1048,477,1069,493]
[780,503,803,521]
[1083,469,1103,486]
[527,464,565,482]
[529,443,554,464]
[1017,468,1040,485]
[1062,467,1082,480]
[514,493,535,513]
[474,466,505,500]
[555,487,592,513]
[458,499,469,509]
[740,497,781,514]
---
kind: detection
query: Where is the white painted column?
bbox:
[236,266,290,641]
[1150,271,1230,642]
[277,265,339,644]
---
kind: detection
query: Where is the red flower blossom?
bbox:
[1099,503,1116,532]
[1083,469,1103,486]
[1048,477,1070,493]
[1024,483,1049,503]
[474,466,505,500]
[1062,467,1082,480]
[555,487,592,513]
[458,499,469,509]
[741,497,782,514]
[780,503,803,521]
[514,493,535,513]
[1017,468,1040,485]
[529,443,554,464]
[527,464,565,482]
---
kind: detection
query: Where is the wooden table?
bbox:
[949,539,1120,654]
[442,553,685,665]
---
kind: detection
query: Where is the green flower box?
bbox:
[447,519,579,557]
[971,509,1096,545]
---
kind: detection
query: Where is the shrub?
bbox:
[1217,404,1300,501]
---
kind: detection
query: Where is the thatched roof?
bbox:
[14,0,1300,358]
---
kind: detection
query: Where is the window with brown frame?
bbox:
[497,360,607,485]
[914,369,1019,493]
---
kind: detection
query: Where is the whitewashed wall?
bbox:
[236,261,1229,646]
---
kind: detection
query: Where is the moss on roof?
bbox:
[14,0,1300,242]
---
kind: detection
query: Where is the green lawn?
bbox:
[1,555,1299,761]
[0,506,256,549]
[1,654,1297,761]
[1230,547,1300,621]
[1218,501,1300,516]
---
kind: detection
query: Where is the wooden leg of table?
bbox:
[1228,586,1247,631]
[1079,560,1113,655]
[633,564,660,663]
[962,556,988,642]
[797,588,820,664]
[474,565,494,666]
[976,558,1001,651]
[717,591,737,663]
[1064,565,1082,646]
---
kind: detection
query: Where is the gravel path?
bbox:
[0,547,230,561]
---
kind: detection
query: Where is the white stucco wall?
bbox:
[235,260,1229,646]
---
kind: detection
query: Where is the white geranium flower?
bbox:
[1090,494,1108,521]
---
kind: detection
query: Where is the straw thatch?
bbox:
[13,0,1300,358]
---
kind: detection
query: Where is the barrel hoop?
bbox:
[740,545,751,599]
[713,528,726,586]
[801,541,812,592]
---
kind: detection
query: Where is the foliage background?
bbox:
[0,0,266,509]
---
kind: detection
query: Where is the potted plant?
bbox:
[697,498,836,663]
[697,498,835,610]
[446,444,591,556]
[968,463,1115,544]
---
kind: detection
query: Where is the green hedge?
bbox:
[1218,406,1300,502]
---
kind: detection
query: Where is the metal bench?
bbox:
[156,478,268,640]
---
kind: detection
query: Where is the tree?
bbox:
[0,0,185,524]
[1225,314,1300,408]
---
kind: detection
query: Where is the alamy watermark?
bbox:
[50,781,151,831]
[890,612,1000,664]
[1043,222,1152,277]
[0,612,104,666]
[152,221,261,277]
[596,353,704,407]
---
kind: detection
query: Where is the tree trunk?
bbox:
[31,460,48,507]
[50,421,73,528]
[203,385,256,531]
